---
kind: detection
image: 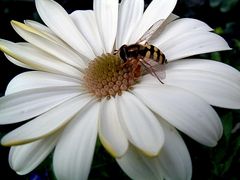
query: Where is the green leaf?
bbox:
[211,52,222,61]
[233,136,240,152]
[214,27,224,35]
[222,136,240,175]
[222,112,233,143]
[220,0,239,12]
[234,39,240,50]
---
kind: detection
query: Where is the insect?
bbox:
[116,19,167,83]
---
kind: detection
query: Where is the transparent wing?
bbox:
[140,58,166,83]
[155,64,166,80]
[137,19,165,44]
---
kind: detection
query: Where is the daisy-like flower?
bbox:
[0,0,240,179]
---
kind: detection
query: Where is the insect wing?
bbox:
[137,19,165,44]
[146,59,166,80]
[156,64,166,80]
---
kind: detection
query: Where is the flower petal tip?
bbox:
[0,41,11,55]
[207,141,218,148]
[10,20,40,36]
[99,134,128,158]
[1,136,34,146]
[1,139,17,147]
[10,20,20,26]
[10,20,31,32]
[140,148,162,158]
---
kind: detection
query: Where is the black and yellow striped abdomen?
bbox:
[139,44,166,64]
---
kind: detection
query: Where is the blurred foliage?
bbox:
[210,0,239,12]
[0,0,240,179]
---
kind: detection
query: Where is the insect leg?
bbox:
[113,49,119,55]
[139,59,164,84]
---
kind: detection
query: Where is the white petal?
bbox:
[141,58,240,109]
[3,42,35,70]
[24,20,59,38]
[132,85,223,147]
[0,86,81,124]
[116,121,192,180]
[24,20,87,62]
[117,145,158,180]
[35,0,95,59]
[165,69,240,109]
[70,10,104,56]
[0,40,83,79]
[116,0,144,48]
[164,13,179,24]
[23,20,75,52]
[158,31,231,61]
[116,92,164,156]
[94,0,118,52]
[4,54,33,70]
[6,71,81,95]
[129,0,177,44]
[11,21,87,69]
[53,102,99,180]
[150,120,192,180]
[151,18,213,46]
[166,59,240,83]
[9,133,59,175]
[1,94,93,146]
[99,98,128,158]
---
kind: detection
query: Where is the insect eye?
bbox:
[119,46,128,62]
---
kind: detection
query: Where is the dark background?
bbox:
[0,0,240,179]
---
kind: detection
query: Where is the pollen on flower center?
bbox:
[83,54,141,99]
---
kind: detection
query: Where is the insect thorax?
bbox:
[119,44,144,61]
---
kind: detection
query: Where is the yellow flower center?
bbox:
[83,54,141,99]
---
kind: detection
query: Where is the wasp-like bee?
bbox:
[116,19,167,83]
[119,44,167,64]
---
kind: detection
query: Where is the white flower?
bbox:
[0,0,239,179]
